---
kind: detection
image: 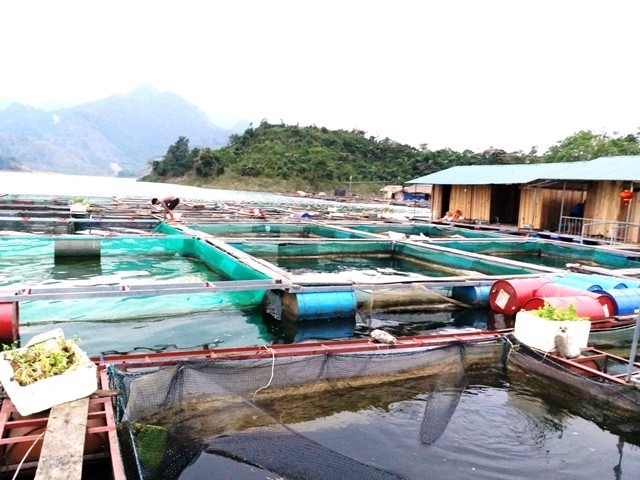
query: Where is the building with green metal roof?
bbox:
[406,156,640,244]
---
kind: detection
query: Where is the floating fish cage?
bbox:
[0,196,160,236]
[109,339,505,480]
[185,222,373,239]
[233,239,539,278]
[0,235,271,328]
[350,223,504,239]
[433,238,640,270]
[233,238,543,320]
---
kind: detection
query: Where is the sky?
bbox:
[1,0,639,154]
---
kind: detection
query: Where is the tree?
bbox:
[194,148,223,177]
[543,130,640,162]
[160,136,192,176]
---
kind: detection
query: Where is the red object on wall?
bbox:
[0,301,19,342]
[620,189,634,207]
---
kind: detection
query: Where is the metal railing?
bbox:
[559,215,640,246]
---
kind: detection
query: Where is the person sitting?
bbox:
[569,201,585,218]
[441,209,463,222]
[441,210,455,221]
[151,196,180,222]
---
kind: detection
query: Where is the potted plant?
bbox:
[0,329,97,415]
[70,197,89,214]
[514,302,591,353]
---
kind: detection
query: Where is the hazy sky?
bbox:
[2,0,639,153]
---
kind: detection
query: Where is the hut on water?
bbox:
[380,184,431,202]
[407,156,640,244]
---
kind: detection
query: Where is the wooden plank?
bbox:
[34,397,89,480]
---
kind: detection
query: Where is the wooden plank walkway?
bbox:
[34,397,89,480]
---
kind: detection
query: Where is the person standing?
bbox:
[151,196,180,222]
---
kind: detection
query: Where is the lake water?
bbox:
[0,171,422,214]
[2,172,640,479]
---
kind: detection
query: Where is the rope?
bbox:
[12,431,46,480]
[253,345,277,401]
[501,333,518,363]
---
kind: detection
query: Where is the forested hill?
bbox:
[146,121,640,194]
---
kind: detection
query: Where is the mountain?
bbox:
[0,85,235,177]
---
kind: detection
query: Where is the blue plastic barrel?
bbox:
[593,288,640,316]
[586,273,636,289]
[285,291,357,321]
[282,317,355,342]
[452,285,491,306]
[553,272,620,291]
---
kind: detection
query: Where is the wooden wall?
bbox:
[431,180,640,244]
[432,185,491,221]
[585,181,639,242]
[450,185,491,221]
[519,188,583,230]
[435,183,581,227]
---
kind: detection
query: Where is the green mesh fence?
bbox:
[351,224,502,239]
[189,222,372,239]
[0,236,270,323]
[235,240,536,277]
[434,240,640,269]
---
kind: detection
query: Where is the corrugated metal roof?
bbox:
[407,156,640,185]
[537,156,640,181]
[407,162,573,185]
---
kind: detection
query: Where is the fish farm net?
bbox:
[109,341,502,480]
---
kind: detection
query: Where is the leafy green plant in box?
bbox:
[2,337,82,386]
[531,301,588,321]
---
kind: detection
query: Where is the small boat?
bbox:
[588,315,638,348]
[505,336,640,436]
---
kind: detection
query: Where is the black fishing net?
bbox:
[109,341,502,480]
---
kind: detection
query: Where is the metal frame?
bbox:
[0,365,125,479]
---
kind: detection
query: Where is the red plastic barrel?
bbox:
[489,277,553,314]
[522,295,607,320]
[534,283,615,317]
[0,302,19,343]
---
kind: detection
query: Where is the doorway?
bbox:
[490,185,520,225]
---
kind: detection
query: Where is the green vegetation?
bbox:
[144,122,640,194]
[543,130,640,162]
[531,302,588,321]
[133,423,168,472]
[2,337,81,386]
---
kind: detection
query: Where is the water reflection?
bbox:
[135,370,640,480]
[19,308,276,356]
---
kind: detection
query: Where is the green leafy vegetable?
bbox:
[531,302,588,321]
[2,337,81,386]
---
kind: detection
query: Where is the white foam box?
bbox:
[513,310,591,352]
[0,329,97,416]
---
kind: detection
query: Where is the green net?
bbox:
[434,240,640,269]
[189,222,372,239]
[352,224,502,239]
[0,236,270,323]
[235,240,537,277]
